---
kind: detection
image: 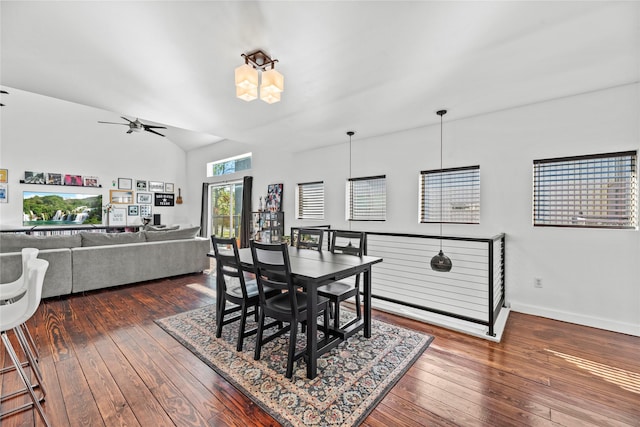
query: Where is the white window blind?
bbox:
[533,151,637,229]
[346,175,386,221]
[420,166,480,224]
[296,181,324,219]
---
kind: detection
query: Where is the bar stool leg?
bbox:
[1,332,51,426]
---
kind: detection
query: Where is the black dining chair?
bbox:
[317,231,365,330]
[250,241,330,378]
[295,228,324,251]
[211,236,279,351]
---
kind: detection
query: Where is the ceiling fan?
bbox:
[98,116,166,137]
[0,90,8,107]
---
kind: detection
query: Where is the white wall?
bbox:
[2,85,638,336]
[211,84,638,336]
[0,88,191,228]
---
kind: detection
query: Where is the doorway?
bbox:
[208,181,243,239]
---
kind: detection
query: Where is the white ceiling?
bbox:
[1,1,638,152]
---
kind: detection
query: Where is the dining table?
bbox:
[209,246,383,379]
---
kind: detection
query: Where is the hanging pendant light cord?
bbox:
[439,113,444,251]
[347,131,354,231]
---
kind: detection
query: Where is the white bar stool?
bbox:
[0,257,51,426]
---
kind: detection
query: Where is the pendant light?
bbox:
[430,109,453,272]
[347,131,355,233]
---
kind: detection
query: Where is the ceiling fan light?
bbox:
[260,68,284,94]
[236,86,258,102]
[235,64,258,90]
[260,90,281,104]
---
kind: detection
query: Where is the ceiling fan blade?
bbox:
[121,116,135,123]
[0,90,8,94]
[126,129,133,134]
[145,128,165,137]
[98,121,128,125]
[144,125,167,130]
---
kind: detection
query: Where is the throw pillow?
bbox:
[145,226,200,242]
[80,231,146,247]
[0,233,82,253]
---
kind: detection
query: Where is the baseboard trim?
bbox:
[510,302,639,337]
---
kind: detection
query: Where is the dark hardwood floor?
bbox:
[2,271,639,426]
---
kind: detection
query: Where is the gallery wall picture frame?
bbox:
[83,176,99,187]
[136,180,148,191]
[46,173,62,185]
[154,192,175,207]
[140,204,152,217]
[136,192,152,204]
[64,174,83,186]
[118,178,133,190]
[128,205,139,216]
[149,181,164,192]
[164,182,174,193]
[0,169,7,183]
[0,183,7,203]
[110,189,134,204]
[108,208,127,226]
[25,171,46,184]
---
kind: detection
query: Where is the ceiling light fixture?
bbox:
[430,109,453,273]
[235,50,284,104]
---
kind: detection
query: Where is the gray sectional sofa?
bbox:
[0,227,210,298]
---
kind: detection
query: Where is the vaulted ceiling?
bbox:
[2,1,638,152]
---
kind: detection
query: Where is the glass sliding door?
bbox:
[209,181,243,239]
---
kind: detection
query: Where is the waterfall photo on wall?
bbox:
[22,191,103,226]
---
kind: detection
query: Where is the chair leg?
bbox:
[21,323,40,362]
[285,322,297,379]
[1,332,51,427]
[13,326,46,398]
[355,290,362,320]
[215,298,226,338]
[333,299,341,330]
[254,309,265,361]
[236,302,248,352]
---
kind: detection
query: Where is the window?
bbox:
[346,175,386,221]
[206,152,252,177]
[296,181,324,219]
[533,151,637,229]
[420,166,480,224]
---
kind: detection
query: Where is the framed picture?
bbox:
[128,205,139,216]
[24,171,46,184]
[140,204,152,217]
[149,181,164,192]
[154,192,175,207]
[267,183,283,212]
[136,180,148,191]
[110,189,134,204]
[83,176,99,187]
[64,174,83,186]
[136,192,152,204]
[164,182,174,192]
[118,178,133,190]
[108,208,127,226]
[0,169,7,183]
[0,183,7,203]
[46,173,62,185]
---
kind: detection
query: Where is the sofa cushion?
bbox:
[80,231,146,247]
[145,226,200,242]
[145,225,180,232]
[0,233,81,253]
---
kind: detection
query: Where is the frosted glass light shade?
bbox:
[260,90,281,104]
[235,64,258,90]
[260,68,284,94]
[236,86,258,102]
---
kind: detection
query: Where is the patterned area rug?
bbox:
[156,304,433,427]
